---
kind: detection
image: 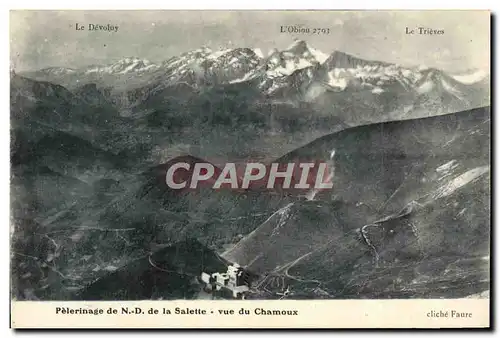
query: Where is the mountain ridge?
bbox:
[19,40,489,93]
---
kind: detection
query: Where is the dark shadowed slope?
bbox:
[278,106,490,214]
[76,239,230,300]
[286,173,490,299]
[223,106,490,299]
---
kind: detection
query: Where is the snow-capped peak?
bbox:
[34,41,486,102]
[285,39,328,64]
[206,48,232,60]
[159,45,265,85]
[117,57,151,64]
[85,57,160,75]
[39,67,77,75]
[285,39,310,54]
[262,40,329,79]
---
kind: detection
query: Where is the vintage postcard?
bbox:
[9,10,491,329]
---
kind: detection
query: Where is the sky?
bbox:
[10,10,490,73]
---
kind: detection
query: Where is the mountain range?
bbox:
[10,39,490,300]
[23,40,489,94]
[21,40,489,123]
[15,40,490,163]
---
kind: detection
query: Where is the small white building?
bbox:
[201,263,253,299]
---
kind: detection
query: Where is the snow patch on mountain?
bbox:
[206,49,232,60]
[416,79,436,94]
[436,160,459,174]
[39,67,77,75]
[452,69,489,84]
[326,71,348,89]
[229,70,259,84]
[309,47,329,64]
[253,48,264,58]
[433,166,489,199]
[322,63,427,94]
[440,78,466,101]
[436,160,460,182]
